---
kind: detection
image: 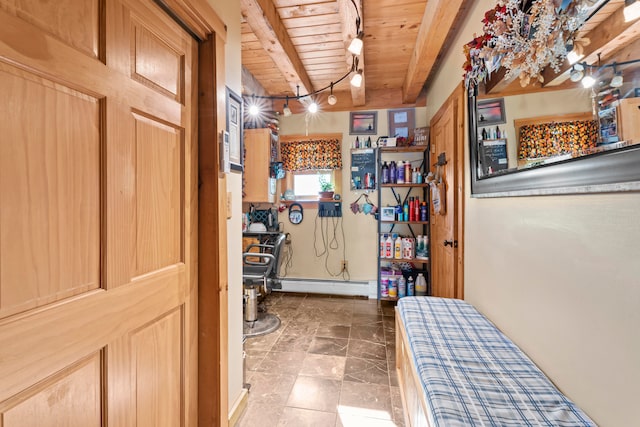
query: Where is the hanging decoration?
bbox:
[463,0,593,88]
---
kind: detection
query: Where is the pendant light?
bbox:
[610,64,624,88]
[327,83,337,105]
[283,96,292,117]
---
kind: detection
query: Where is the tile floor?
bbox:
[237,292,404,427]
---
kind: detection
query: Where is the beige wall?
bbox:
[207,0,245,415]
[279,107,427,282]
[425,0,640,425]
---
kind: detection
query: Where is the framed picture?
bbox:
[350,111,377,135]
[388,108,415,141]
[477,98,506,126]
[226,87,243,172]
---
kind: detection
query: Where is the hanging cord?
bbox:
[340,217,350,281]
[314,213,347,277]
[281,233,293,277]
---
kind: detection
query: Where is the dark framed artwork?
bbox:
[349,111,377,135]
[388,108,415,140]
[477,98,506,126]
[226,87,244,172]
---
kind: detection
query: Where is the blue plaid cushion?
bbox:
[397,297,596,426]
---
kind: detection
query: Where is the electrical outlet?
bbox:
[341,260,348,271]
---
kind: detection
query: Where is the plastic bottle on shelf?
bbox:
[413,198,420,221]
[420,202,428,222]
[355,137,360,148]
[381,161,389,184]
[394,234,402,259]
[408,197,415,221]
[403,200,409,222]
[404,161,411,182]
[367,136,372,148]
[385,234,394,259]
[388,277,398,298]
[389,161,397,183]
[380,234,387,258]
[416,273,427,296]
[397,161,405,184]
[407,276,415,296]
[380,277,389,298]
[398,275,406,298]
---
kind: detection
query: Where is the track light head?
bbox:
[350,70,363,88]
[348,32,364,55]
[307,102,319,114]
[570,64,584,82]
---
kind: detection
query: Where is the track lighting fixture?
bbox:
[569,64,584,82]
[307,102,319,114]
[624,0,640,22]
[581,70,596,88]
[348,32,364,55]
[327,83,337,105]
[350,70,363,88]
[283,96,292,116]
[610,64,624,88]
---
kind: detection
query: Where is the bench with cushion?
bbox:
[395,297,595,426]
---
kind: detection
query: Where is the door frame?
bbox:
[430,84,466,299]
[153,1,229,426]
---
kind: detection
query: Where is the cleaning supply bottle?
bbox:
[380,234,387,258]
[394,234,402,259]
[416,273,427,296]
[388,277,398,298]
[385,234,394,259]
[398,275,406,298]
[407,275,415,296]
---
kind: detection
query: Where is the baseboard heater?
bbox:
[276,278,377,298]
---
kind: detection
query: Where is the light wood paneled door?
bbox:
[0,0,198,425]
[429,85,465,300]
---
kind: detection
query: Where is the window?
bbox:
[279,134,343,205]
[293,171,332,197]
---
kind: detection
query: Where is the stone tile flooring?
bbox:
[237,293,404,427]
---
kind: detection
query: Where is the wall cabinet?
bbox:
[377,146,430,301]
[244,128,276,204]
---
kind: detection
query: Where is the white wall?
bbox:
[425,1,640,425]
[207,0,245,415]
[279,108,427,283]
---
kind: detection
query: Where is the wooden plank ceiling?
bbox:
[240,0,469,112]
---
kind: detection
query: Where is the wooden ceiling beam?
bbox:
[337,0,365,106]
[240,0,314,96]
[542,5,640,87]
[402,0,467,103]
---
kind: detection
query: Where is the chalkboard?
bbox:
[350,148,377,190]
[479,139,508,175]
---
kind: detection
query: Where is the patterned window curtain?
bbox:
[281,138,342,171]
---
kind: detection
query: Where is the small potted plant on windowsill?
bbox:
[318,176,335,200]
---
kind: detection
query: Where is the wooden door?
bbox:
[429,85,465,299]
[0,0,198,425]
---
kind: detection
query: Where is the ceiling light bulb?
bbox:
[351,70,363,88]
[348,33,364,55]
[328,94,337,105]
[624,0,640,22]
[610,73,624,88]
[567,50,583,65]
[307,102,318,114]
[283,105,292,116]
[570,65,584,82]
[248,104,260,116]
[582,74,596,88]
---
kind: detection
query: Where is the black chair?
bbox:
[242,233,286,295]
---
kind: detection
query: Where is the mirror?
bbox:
[468,0,640,196]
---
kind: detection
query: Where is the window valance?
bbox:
[281,138,342,171]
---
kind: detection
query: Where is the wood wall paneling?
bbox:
[0,63,101,319]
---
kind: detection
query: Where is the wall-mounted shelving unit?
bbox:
[377,146,430,301]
